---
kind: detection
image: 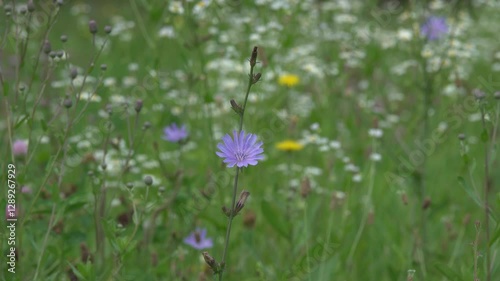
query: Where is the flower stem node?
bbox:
[249,46,258,68]
[230,99,243,115]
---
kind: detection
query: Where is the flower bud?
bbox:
[43,40,51,54]
[202,252,218,272]
[60,35,68,42]
[230,99,243,115]
[144,175,153,186]
[70,68,78,80]
[249,46,258,68]
[234,190,250,215]
[252,73,262,84]
[135,99,143,113]
[63,98,73,108]
[27,0,35,12]
[89,20,98,34]
[104,25,112,34]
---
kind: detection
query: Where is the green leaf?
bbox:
[481,129,489,142]
[41,118,48,132]
[490,225,500,247]
[2,81,9,96]
[457,176,481,207]
[260,199,290,239]
[67,262,87,280]
[435,263,465,281]
[14,115,29,129]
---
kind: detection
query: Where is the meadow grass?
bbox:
[1,0,500,280]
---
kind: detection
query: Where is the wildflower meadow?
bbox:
[2,0,500,280]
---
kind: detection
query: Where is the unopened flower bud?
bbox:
[458,133,465,141]
[20,6,27,14]
[143,121,151,130]
[56,50,64,58]
[70,68,78,80]
[104,25,112,34]
[202,252,218,272]
[89,20,98,34]
[234,190,250,215]
[144,175,153,186]
[100,64,107,71]
[63,98,73,108]
[222,206,231,217]
[56,0,64,7]
[249,46,258,68]
[135,99,143,113]
[49,51,57,58]
[43,40,51,54]
[60,35,68,42]
[27,0,35,12]
[230,99,243,115]
[494,91,500,100]
[252,73,262,84]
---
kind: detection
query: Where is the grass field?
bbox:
[1,0,500,280]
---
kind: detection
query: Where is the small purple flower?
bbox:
[216,130,264,168]
[12,139,28,156]
[21,186,33,194]
[163,123,188,143]
[183,228,213,250]
[421,16,448,41]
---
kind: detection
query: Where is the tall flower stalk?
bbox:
[206,47,263,281]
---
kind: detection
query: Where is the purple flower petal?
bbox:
[216,131,264,168]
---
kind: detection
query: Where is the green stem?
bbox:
[479,103,491,281]
[219,168,240,281]
[218,52,256,281]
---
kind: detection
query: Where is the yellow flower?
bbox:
[276,140,304,152]
[278,74,300,87]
